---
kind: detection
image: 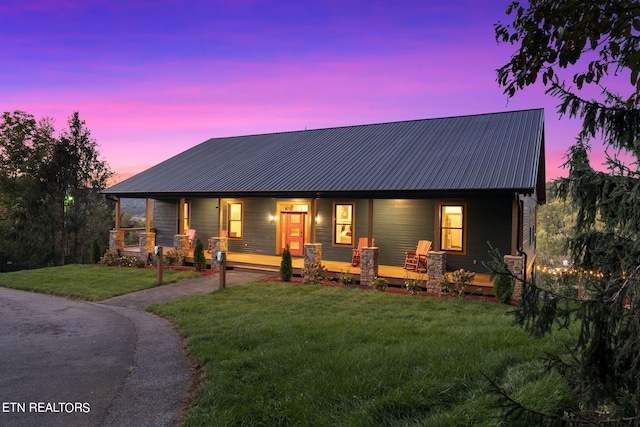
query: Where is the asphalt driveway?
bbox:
[0,269,270,427]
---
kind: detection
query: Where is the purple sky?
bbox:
[0,0,625,183]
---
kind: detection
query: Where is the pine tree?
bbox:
[279,246,292,282]
[494,0,640,421]
[194,238,206,272]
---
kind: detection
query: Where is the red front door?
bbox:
[281,212,306,256]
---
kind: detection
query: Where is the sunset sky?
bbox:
[0,0,626,183]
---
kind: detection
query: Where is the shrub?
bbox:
[405,276,423,295]
[484,243,516,304]
[493,273,514,304]
[164,249,184,267]
[194,238,206,271]
[150,249,184,267]
[441,269,475,297]
[371,276,388,292]
[279,247,293,282]
[99,250,119,266]
[303,261,327,284]
[338,269,355,287]
[119,255,146,268]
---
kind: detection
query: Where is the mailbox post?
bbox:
[155,246,163,285]
[217,251,226,289]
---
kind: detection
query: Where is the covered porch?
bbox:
[183,250,494,294]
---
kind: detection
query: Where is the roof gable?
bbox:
[104,109,545,198]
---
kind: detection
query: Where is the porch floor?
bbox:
[183,250,494,293]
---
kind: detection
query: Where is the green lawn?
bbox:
[0,264,199,301]
[149,282,576,426]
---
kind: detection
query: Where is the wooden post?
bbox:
[115,197,121,230]
[218,251,226,289]
[218,198,223,235]
[367,199,374,247]
[145,198,151,232]
[156,246,163,286]
[178,198,186,234]
[310,198,317,244]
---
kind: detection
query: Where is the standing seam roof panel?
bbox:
[103,109,545,195]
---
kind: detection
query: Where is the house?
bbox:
[103,109,545,293]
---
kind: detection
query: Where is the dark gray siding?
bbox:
[153,199,177,247]
[225,198,277,255]
[373,199,435,266]
[190,198,220,246]
[316,199,435,266]
[445,197,512,272]
[154,198,221,248]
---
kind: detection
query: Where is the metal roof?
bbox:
[103,109,545,199]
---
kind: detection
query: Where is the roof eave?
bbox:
[101,187,536,200]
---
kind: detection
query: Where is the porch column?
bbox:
[109,229,124,254]
[426,251,446,294]
[139,231,156,260]
[310,198,317,244]
[367,199,374,247]
[145,198,151,232]
[115,198,121,230]
[174,234,189,258]
[209,236,229,271]
[504,255,524,302]
[179,198,186,234]
[360,246,379,287]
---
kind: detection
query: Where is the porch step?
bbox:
[227,262,281,274]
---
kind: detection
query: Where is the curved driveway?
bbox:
[0,270,269,427]
[0,287,189,427]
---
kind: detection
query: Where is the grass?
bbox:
[149,282,577,426]
[0,264,199,301]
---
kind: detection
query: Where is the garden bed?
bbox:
[261,275,506,304]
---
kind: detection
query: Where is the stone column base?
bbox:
[209,236,229,270]
[302,243,323,283]
[504,255,524,302]
[174,234,190,258]
[109,230,125,253]
[360,247,379,286]
[304,244,322,270]
[426,251,446,294]
[139,232,156,260]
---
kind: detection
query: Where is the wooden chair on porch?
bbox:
[403,240,432,272]
[352,237,374,266]
[186,228,196,249]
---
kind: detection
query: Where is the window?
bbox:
[440,204,465,252]
[333,203,354,246]
[228,202,243,238]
